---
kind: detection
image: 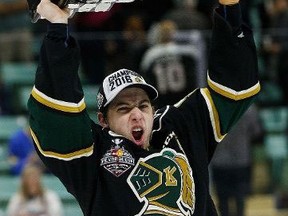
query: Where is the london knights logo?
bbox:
[127,149,195,216]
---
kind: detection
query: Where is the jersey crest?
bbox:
[100,138,135,177]
[127,148,195,215]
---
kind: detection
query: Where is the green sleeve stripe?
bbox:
[200,88,226,142]
[31,86,86,113]
[207,75,261,101]
[30,128,94,161]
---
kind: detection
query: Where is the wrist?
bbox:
[50,14,69,24]
[219,0,239,5]
[47,23,69,39]
[217,3,242,28]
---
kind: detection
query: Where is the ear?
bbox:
[97,112,109,128]
[152,106,155,114]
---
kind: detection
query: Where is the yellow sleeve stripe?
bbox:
[207,74,261,101]
[31,86,86,113]
[30,128,94,161]
[200,88,226,142]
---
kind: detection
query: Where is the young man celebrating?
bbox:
[28,0,260,215]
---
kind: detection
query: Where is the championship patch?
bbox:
[100,138,135,177]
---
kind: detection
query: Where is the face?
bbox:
[22,166,42,196]
[99,87,154,149]
[274,0,288,12]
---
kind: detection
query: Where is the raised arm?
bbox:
[28,0,94,165]
[171,0,260,147]
[36,0,70,23]
[205,0,260,140]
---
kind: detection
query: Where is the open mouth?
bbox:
[132,128,143,143]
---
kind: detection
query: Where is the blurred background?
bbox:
[1,0,288,215]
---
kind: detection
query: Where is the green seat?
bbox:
[64,203,84,216]
[17,86,32,112]
[264,134,288,188]
[42,175,76,203]
[0,176,20,207]
[257,81,284,105]
[264,134,288,160]
[259,107,288,133]
[0,62,36,113]
[0,115,28,142]
[0,62,36,86]
[0,143,9,175]
[82,85,100,110]
[82,85,100,124]
[87,111,98,124]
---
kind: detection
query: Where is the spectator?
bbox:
[211,105,263,216]
[164,0,211,31]
[115,15,148,72]
[6,165,63,216]
[0,0,33,62]
[123,0,176,29]
[197,0,218,26]
[8,127,45,175]
[262,0,288,104]
[140,19,207,108]
[71,5,123,84]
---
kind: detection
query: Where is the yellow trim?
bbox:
[138,161,163,198]
[144,211,177,216]
[145,207,181,216]
[144,210,179,216]
[30,128,94,161]
[201,88,226,142]
[148,192,170,202]
[31,86,86,113]
[149,201,180,212]
[208,76,261,100]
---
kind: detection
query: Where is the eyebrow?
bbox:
[113,99,151,108]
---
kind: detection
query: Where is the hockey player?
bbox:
[28,0,260,215]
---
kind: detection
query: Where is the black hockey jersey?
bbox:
[28,5,260,216]
[140,30,207,108]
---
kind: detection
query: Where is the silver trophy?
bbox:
[68,0,135,16]
[27,0,136,23]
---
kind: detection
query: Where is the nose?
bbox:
[130,107,143,122]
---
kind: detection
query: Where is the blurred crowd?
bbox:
[1,0,288,215]
[1,0,288,108]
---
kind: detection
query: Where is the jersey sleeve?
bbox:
[202,4,260,142]
[171,4,260,147]
[27,23,94,166]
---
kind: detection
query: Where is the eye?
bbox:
[139,103,150,111]
[117,106,131,113]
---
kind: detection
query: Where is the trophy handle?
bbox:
[68,0,136,14]
[31,12,41,23]
[28,0,136,23]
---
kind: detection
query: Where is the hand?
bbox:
[219,0,239,5]
[37,0,70,23]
